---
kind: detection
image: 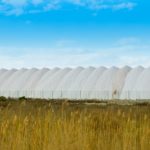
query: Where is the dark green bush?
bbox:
[18,96,27,101]
[0,96,7,101]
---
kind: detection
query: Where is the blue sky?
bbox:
[0,0,150,68]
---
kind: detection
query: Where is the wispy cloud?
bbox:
[0,48,150,69]
[0,0,137,15]
[0,51,105,69]
[112,2,136,10]
[2,0,27,6]
[115,37,140,46]
[0,37,150,68]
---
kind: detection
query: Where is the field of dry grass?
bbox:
[0,97,150,150]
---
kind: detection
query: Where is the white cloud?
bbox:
[2,0,27,6]
[44,2,60,11]
[0,51,150,69]
[0,52,104,69]
[56,39,76,47]
[112,2,136,10]
[115,37,140,46]
[86,1,136,10]
[6,7,23,15]
[118,56,150,67]
[0,41,150,69]
[32,0,43,5]
[0,0,137,15]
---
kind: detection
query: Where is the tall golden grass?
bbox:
[0,99,150,150]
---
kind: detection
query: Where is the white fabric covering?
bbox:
[0,66,149,100]
[120,66,144,100]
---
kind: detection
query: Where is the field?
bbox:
[0,97,150,150]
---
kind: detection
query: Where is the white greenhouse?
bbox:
[0,66,149,100]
